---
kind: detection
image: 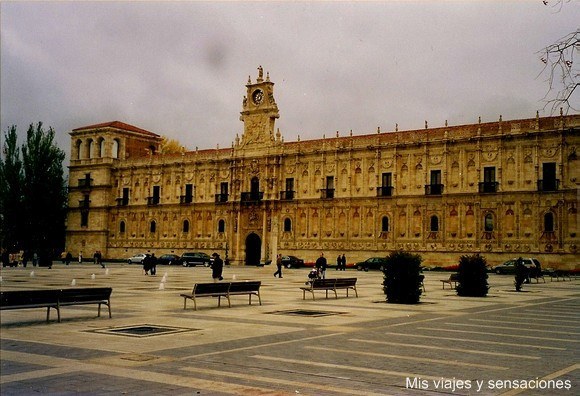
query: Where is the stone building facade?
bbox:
[66,68,579,269]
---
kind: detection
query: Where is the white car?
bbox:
[127,253,148,264]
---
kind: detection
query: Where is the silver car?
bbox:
[127,253,148,264]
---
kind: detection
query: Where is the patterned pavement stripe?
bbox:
[252,354,459,381]
[349,339,540,360]
[417,327,580,343]
[179,332,343,359]
[182,366,390,396]
[468,318,579,329]
[443,322,580,336]
[383,332,566,350]
[305,346,508,371]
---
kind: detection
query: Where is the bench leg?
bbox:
[46,307,51,322]
[98,303,101,317]
[193,297,197,311]
[333,289,338,299]
[226,295,231,308]
[183,297,187,310]
[257,291,262,306]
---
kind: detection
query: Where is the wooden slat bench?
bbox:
[300,278,358,300]
[0,288,112,323]
[441,273,459,289]
[181,281,262,310]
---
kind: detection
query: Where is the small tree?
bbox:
[382,251,423,304]
[456,254,489,297]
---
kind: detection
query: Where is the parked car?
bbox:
[181,252,213,267]
[356,257,388,271]
[127,253,148,264]
[492,258,540,275]
[158,254,180,265]
[281,255,305,269]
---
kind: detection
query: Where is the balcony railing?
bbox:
[215,193,229,203]
[280,190,295,200]
[116,197,128,206]
[241,192,264,203]
[321,188,335,199]
[377,186,394,197]
[147,196,160,206]
[180,195,193,204]
[425,184,444,195]
[478,181,499,193]
[537,179,559,192]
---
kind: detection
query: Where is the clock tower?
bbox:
[239,66,280,148]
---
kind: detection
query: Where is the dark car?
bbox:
[356,257,388,271]
[492,258,539,275]
[181,252,212,267]
[158,254,180,265]
[281,255,304,269]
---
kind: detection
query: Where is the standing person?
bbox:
[315,252,327,279]
[65,252,72,266]
[341,254,347,271]
[274,254,283,278]
[78,251,83,264]
[32,252,38,267]
[143,254,151,275]
[93,251,99,265]
[97,251,105,268]
[150,253,157,275]
[336,255,341,271]
[515,257,527,292]
[212,253,224,282]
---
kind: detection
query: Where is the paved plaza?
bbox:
[0,262,578,395]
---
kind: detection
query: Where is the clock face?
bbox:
[252,89,264,105]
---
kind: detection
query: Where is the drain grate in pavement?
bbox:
[89,324,198,338]
[269,309,344,317]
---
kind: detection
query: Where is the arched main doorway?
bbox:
[245,233,261,265]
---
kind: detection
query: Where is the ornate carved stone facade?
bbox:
[66,68,580,269]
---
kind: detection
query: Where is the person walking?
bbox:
[212,253,224,282]
[274,254,283,278]
[341,253,347,271]
[336,255,341,271]
[315,252,327,279]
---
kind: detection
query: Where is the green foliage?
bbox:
[0,123,67,255]
[382,251,423,304]
[456,254,489,297]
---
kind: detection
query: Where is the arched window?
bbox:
[87,139,94,158]
[430,215,439,232]
[75,139,82,159]
[119,221,126,233]
[112,139,120,158]
[218,219,225,233]
[182,219,189,233]
[484,213,494,232]
[99,138,105,157]
[150,220,156,233]
[284,218,292,232]
[544,212,554,232]
[381,216,389,232]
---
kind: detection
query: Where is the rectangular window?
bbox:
[426,170,443,195]
[484,167,495,183]
[378,172,393,197]
[148,185,160,205]
[80,211,89,227]
[282,178,295,200]
[216,182,229,203]
[221,182,228,195]
[183,183,193,204]
[122,188,129,205]
[323,176,335,199]
[540,162,558,191]
[480,167,498,193]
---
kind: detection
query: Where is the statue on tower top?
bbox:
[257,65,264,82]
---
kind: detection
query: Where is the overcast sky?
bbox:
[1,1,578,157]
